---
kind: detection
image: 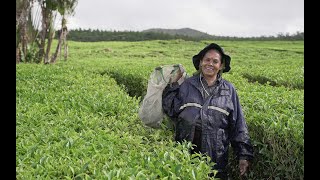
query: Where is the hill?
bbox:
[66,28,304,42]
[142,28,215,39]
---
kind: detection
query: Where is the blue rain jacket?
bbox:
[162,74,254,172]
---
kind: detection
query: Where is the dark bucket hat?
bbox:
[192,43,231,73]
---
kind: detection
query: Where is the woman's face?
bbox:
[200,49,223,78]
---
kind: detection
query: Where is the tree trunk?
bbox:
[16,45,21,64]
[21,21,28,62]
[64,28,68,60]
[45,22,55,64]
[45,32,53,64]
[39,6,47,64]
[50,29,63,63]
[16,0,30,63]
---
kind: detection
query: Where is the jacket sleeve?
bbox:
[229,86,254,161]
[162,82,182,120]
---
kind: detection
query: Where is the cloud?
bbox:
[67,0,304,37]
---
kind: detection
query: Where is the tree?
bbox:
[16,0,33,63]
[16,0,78,64]
[50,0,78,63]
[37,0,59,64]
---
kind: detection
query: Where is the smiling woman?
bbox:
[162,43,254,180]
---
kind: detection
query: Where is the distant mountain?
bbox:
[142,28,215,39]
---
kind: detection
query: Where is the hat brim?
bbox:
[192,43,231,73]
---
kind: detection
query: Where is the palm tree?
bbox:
[50,0,78,63]
[38,0,59,64]
[16,0,78,64]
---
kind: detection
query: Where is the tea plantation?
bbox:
[16,40,304,179]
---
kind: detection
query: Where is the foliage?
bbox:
[17,40,304,179]
[16,62,216,179]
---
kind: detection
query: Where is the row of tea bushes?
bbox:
[225,74,303,179]
[17,39,303,179]
[103,61,304,180]
[16,63,216,179]
[90,40,304,179]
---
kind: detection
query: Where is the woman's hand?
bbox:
[170,69,183,83]
[239,159,249,176]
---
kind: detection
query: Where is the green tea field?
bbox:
[16,40,304,179]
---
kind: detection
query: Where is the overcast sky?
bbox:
[66,0,304,37]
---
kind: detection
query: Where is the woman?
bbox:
[162,43,254,179]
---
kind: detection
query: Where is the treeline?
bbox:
[65,29,198,42]
[64,28,304,42]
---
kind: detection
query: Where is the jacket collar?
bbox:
[200,73,222,86]
[188,73,228,92]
